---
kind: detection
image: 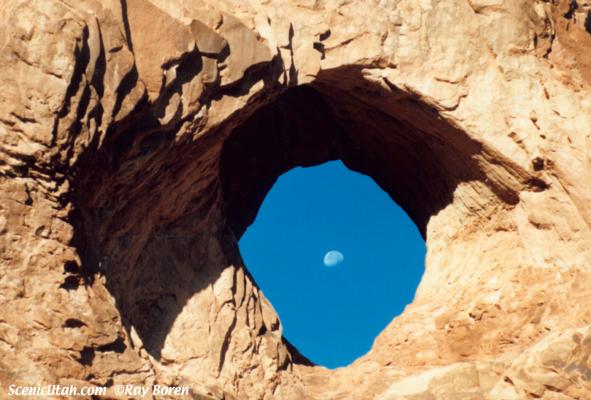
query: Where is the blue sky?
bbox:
[238,160,425,368]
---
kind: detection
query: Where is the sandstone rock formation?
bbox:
[1,0,591,398]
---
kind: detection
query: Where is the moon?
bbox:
[323,250,344,267]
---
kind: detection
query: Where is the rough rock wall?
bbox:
[1,0,590,399]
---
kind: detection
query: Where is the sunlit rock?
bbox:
[1,0,591,398]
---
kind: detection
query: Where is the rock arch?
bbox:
[1,0,591,399]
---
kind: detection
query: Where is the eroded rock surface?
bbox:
[1,0,591,399]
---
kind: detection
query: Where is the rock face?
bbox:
[1,0,591,398]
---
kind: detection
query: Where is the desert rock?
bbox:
[1,0,591,399]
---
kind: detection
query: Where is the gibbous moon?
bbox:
[323,250,344,267]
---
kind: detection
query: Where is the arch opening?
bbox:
[217,80,507,368]
[237,160,426,368]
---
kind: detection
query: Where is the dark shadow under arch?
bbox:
[220,83,483,241]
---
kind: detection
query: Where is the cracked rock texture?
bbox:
[1,0,591,399]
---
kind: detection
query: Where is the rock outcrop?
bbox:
[1,0,591,398]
